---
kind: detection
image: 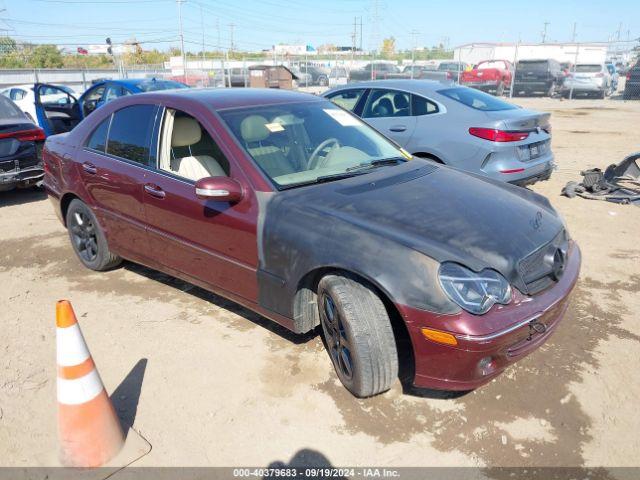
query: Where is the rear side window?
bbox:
[411,95,439,116]
[107,105,158,165]
[0,95,25,119]
[438,87,518,112]
[327,89,366,112]
[85,115,111,152]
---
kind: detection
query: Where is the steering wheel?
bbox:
[308,138,340,169]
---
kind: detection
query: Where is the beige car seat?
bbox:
[171,117,227,180]
[239,115,295,178]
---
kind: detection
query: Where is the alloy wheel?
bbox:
[320,293,353,380]
[69,211,99,262]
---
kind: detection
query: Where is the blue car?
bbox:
[33,78,188,136]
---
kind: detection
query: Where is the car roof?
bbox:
[138,87,324,110]
[326,79,451,95]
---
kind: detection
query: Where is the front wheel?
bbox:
[66,199,122,271]
[317,274,398,397]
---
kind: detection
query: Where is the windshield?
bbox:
[518,61,548,71]
[438,87,518,111]
[219,101,406,188]
[575,64,602,73]
[478,61,505,69]
[136,80,188,92]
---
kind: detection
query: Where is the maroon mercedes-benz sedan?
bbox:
[43,88,580,397]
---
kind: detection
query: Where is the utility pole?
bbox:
[351,16,357,62]
[200,4,205,69]
[409,30,419,79]
[359,16,363,52]
[216,17,226,88]
[571,22,577,43]
[176,0,187,83]
[370,0,380,80]
[541,21,550,43]
[229,23,235,53]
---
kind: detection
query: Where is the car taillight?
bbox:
[469,127,529,142]
[0,127,46,142]
[446,71,452,79]
[627,72,631,80]
[595,72,604,77]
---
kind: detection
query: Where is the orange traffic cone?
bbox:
[56,300,125,467]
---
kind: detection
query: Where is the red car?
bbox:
[461,60,514,96]
[43,89,580,397]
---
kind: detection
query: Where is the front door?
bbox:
[34,84,81,136]
[361,88,417,147]
[141,106,259,302]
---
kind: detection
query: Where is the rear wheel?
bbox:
[317,274,398,397]
[66,199,122,271]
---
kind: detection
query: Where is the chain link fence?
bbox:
[0,40,638,100]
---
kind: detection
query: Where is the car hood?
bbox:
[278,160,564,285]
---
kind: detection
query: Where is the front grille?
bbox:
[0,159,16,173]
[519,229,569,295]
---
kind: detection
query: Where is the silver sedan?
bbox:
[323,80,554,186]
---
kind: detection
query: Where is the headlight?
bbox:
[438,263,512,315]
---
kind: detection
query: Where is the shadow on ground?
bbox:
[0,187,47,208]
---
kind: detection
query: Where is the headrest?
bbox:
[374,98,393,116]
[393,93,408,109]
[240,115,270,143]
[172,117,202,147]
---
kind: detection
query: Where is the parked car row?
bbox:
[1,79,188,137]
[38,87,580,398]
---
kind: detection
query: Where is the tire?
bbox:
[318,76,328,87]
[547,83,556,97]
[65,199,122,271]
[598,89,606,99]
[317,273,398,397]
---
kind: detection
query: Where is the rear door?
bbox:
[79,104,160,261]
[34,84,81,136]
[361,88,416,146]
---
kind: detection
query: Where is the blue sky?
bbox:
[1,0,639,52]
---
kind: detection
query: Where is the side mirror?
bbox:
[195,176,243,203]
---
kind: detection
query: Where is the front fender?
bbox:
[258,199,460,325]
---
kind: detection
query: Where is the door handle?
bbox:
[144,183,166,199]
[82,162,97,174]
[390,125,407,132]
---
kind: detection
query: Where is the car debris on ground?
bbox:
[561,152,640,206]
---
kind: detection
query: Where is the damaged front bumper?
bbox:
[0,160,44,191]
[398,241,581,391]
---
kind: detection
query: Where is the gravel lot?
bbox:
[1,96,639,471]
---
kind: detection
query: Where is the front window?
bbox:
[219,101,406,189]
[438,87,518,112]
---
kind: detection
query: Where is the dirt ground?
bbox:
[1,96,639,473]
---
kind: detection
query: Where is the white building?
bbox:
[453,42,609,65]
